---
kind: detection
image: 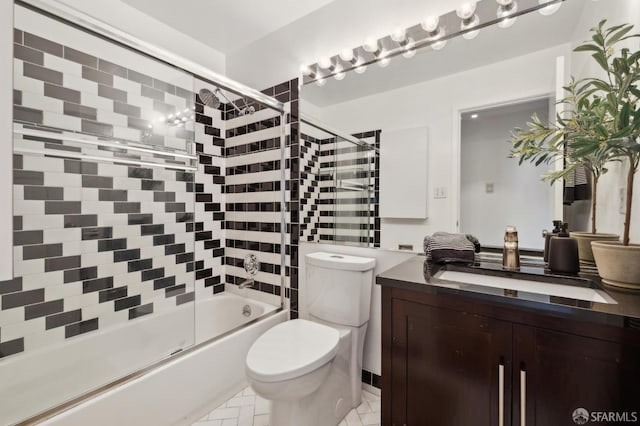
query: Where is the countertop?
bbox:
[376,254,640,329]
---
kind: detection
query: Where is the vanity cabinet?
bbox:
[382,286,640,426]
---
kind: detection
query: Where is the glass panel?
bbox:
[3,5,196,423]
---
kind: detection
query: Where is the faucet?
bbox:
[239,278,254,289]
[503,225,520,271]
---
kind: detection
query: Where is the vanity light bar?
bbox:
[302,0,566,85]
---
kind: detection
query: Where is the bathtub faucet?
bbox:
[239,278,254,289]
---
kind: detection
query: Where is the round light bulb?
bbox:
[339,48,354,62]
[363,37,379,53]
[461,14,480,39]
[391,27,406,43]
[456,1,477,19]
[299,64,313,76]
[333,65,346,81]
[421,16,439,33]
[318,57,333,69]
[432,39,447,50]
[402,38,416,58]
[497,1,518,28]
[538,0,561,15]
[427,27,447,50]
[378,57,391,68]
[354,62,367,74]
[315,77,327,87]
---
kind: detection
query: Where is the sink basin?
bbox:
[435,270,617,305]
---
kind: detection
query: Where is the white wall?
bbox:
[299,242,414,377]
[36,0,226,75]
[304,44,570,252]
[569,0,640,241]
[460,105,552,249]
[1,0,13,280]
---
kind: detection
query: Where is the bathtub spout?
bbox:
[239,278,254,289]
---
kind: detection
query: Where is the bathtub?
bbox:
[27,294,285,426]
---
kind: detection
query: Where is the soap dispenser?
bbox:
[548,223,580,274]
[542,220,563,262]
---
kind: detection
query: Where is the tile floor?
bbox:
[192,386,381,426]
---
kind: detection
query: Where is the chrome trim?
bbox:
[15,128,197,161]
[14,147,198,171]
[17,307,286,425]
[17,0,285,113]
[499,362,504,426]
[279,112,287,310]
[520,367,527,426]
[300,112,379,153]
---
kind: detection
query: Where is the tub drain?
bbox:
[242,304,252,317]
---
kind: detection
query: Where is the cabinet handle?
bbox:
[520,366,527,426]
[499,361,505,426]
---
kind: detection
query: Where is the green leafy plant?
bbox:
[511,20,640,245]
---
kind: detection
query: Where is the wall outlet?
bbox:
[434,186,447,199]
[485,182,494,193]
[620,187,627,215]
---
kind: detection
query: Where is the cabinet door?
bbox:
[514,325,640,425]
[390,299,513,426]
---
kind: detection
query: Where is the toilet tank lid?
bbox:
[306,252,375,271]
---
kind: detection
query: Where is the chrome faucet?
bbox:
[238,278,254,289]
[503,226,520,270]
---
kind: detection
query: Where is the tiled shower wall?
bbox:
[224,80,299,319]
[300,131,380,247]
[1,5,298,364]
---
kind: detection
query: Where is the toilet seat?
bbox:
[246,319,340,383]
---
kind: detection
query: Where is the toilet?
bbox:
[245,252,376,426]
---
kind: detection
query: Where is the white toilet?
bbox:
[245,252,376,426]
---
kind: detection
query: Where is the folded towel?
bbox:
[424,232,476,264]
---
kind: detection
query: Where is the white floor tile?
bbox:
[209,407,240,420]
[191,385,380,426]
[252,414,270,426]
[359,412,380,426]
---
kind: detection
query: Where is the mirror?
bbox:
[300,0,636,251]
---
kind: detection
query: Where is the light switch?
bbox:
[486,182,494,193]
[434,187,447,199]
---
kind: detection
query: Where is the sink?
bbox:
[434,270,618,305]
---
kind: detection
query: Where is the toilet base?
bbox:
[268,329,352,426]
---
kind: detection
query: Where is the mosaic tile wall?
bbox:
[224,79,299,319]
[300,131,380,248]
[1,17,297,359]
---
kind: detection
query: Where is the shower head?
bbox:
[198,87,255,116]
[198,88,221,109]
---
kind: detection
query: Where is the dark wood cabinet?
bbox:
[382,286,640,426]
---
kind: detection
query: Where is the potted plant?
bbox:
[512,20,640,288]
[511,77,619,262]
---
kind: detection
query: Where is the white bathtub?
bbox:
[195,293,276,344]
[33,294,285,426]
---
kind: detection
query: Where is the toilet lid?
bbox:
[246,319,340,383]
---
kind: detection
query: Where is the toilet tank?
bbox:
[305,252,376,327]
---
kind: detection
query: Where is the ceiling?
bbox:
[120,0,338,53]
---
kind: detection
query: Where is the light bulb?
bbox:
[339,48,354,62]
[427,27,447,50]
[461,14,480,39]
[334,65,346,80]
[299,64,313,76]
[456,1,477,19]
[538,0,561,15]
[378,57,390,67]
[363,37,379,53]
[354,59,367,74]
[402,38,416,58]
[391,27,406,43]
[421,16,439,33]
[316,77,327,87]
[497,1,518,28]
[318,57,333,69]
